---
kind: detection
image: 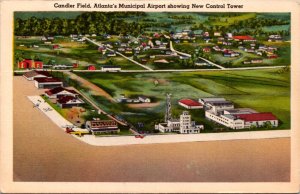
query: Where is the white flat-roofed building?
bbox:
[101,65,121,72]
[157,112,203,134]
[205,109,278,129]
[206,101,234,114]
[34,77,63,89]
[138,96,151,103]
[199,97,226,105]
[205,110,244,129]
[223,108,257,115]
[157,119,180,133]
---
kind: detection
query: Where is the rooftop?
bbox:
[45,87,77,96]
[236,112,277,122]
[34,77,62,83]
[179,99,202,107]
[23,70,51,78]
[233,35,255,40]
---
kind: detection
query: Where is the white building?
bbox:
[205,110,245,129]
[23,70,51,81]
[203,97,279,129]
[101,65,121,72]
[199,97,226,105]
[156,111,203,134]
[206,110,278,129]
[138,96,151,103]
[206,101,234,114]
[34,77,63,89]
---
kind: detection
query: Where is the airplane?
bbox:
[33,103,40,108]
[69,131,90,137]
[43,107,52,112]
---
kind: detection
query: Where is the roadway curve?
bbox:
[169,41,225,69]
[84,37,154,71]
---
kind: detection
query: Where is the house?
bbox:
[233,35,256,42]
[87,65,96,70]
[214,32,221,37]
[18,59,43,69]
[106,52,116,57]
[56,96,84,108]
[72,63,79,68]
[178,99,203,109]
[52,45,59,49]
[268,54,278,59]
[101,65,121,72]
[85,119,120,135]
[179,56,190,59]
[193,30,203,37]
[226,33,233,39]
[34,77,63,89]
[268,34,282,42]
[195,61,208,66]
[23,70,51,81]
[213,46,221,51]
[45,87,78,99]
[251,59,263,64]
[117,47,125,52]
[138,96,151,103]
[203,31,210,37]
[202,47,211,53]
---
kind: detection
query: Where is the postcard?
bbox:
[0,0,299,193]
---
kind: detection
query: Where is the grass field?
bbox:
[14,36,145,70]
[74,68,290,132]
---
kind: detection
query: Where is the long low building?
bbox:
[205,110,278,129]
[45,87,78,99]
[202,96,279,129]
[23,70,51,81]
[178,99,203,109]
[34,77,63,89]
[56,96,85,108]
[86,119,120,135]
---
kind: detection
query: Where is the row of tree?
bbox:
[15,12,146,36]
[15,12,290,38]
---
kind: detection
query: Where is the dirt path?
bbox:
[64,71,115,102]
[127,102,160,108]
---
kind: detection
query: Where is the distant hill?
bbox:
[14,12,82,19]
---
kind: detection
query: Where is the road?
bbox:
[169,41,226,69]
[84,37,154,71]
[14,65,286,74]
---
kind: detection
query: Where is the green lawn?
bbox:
[74,68,290,131]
